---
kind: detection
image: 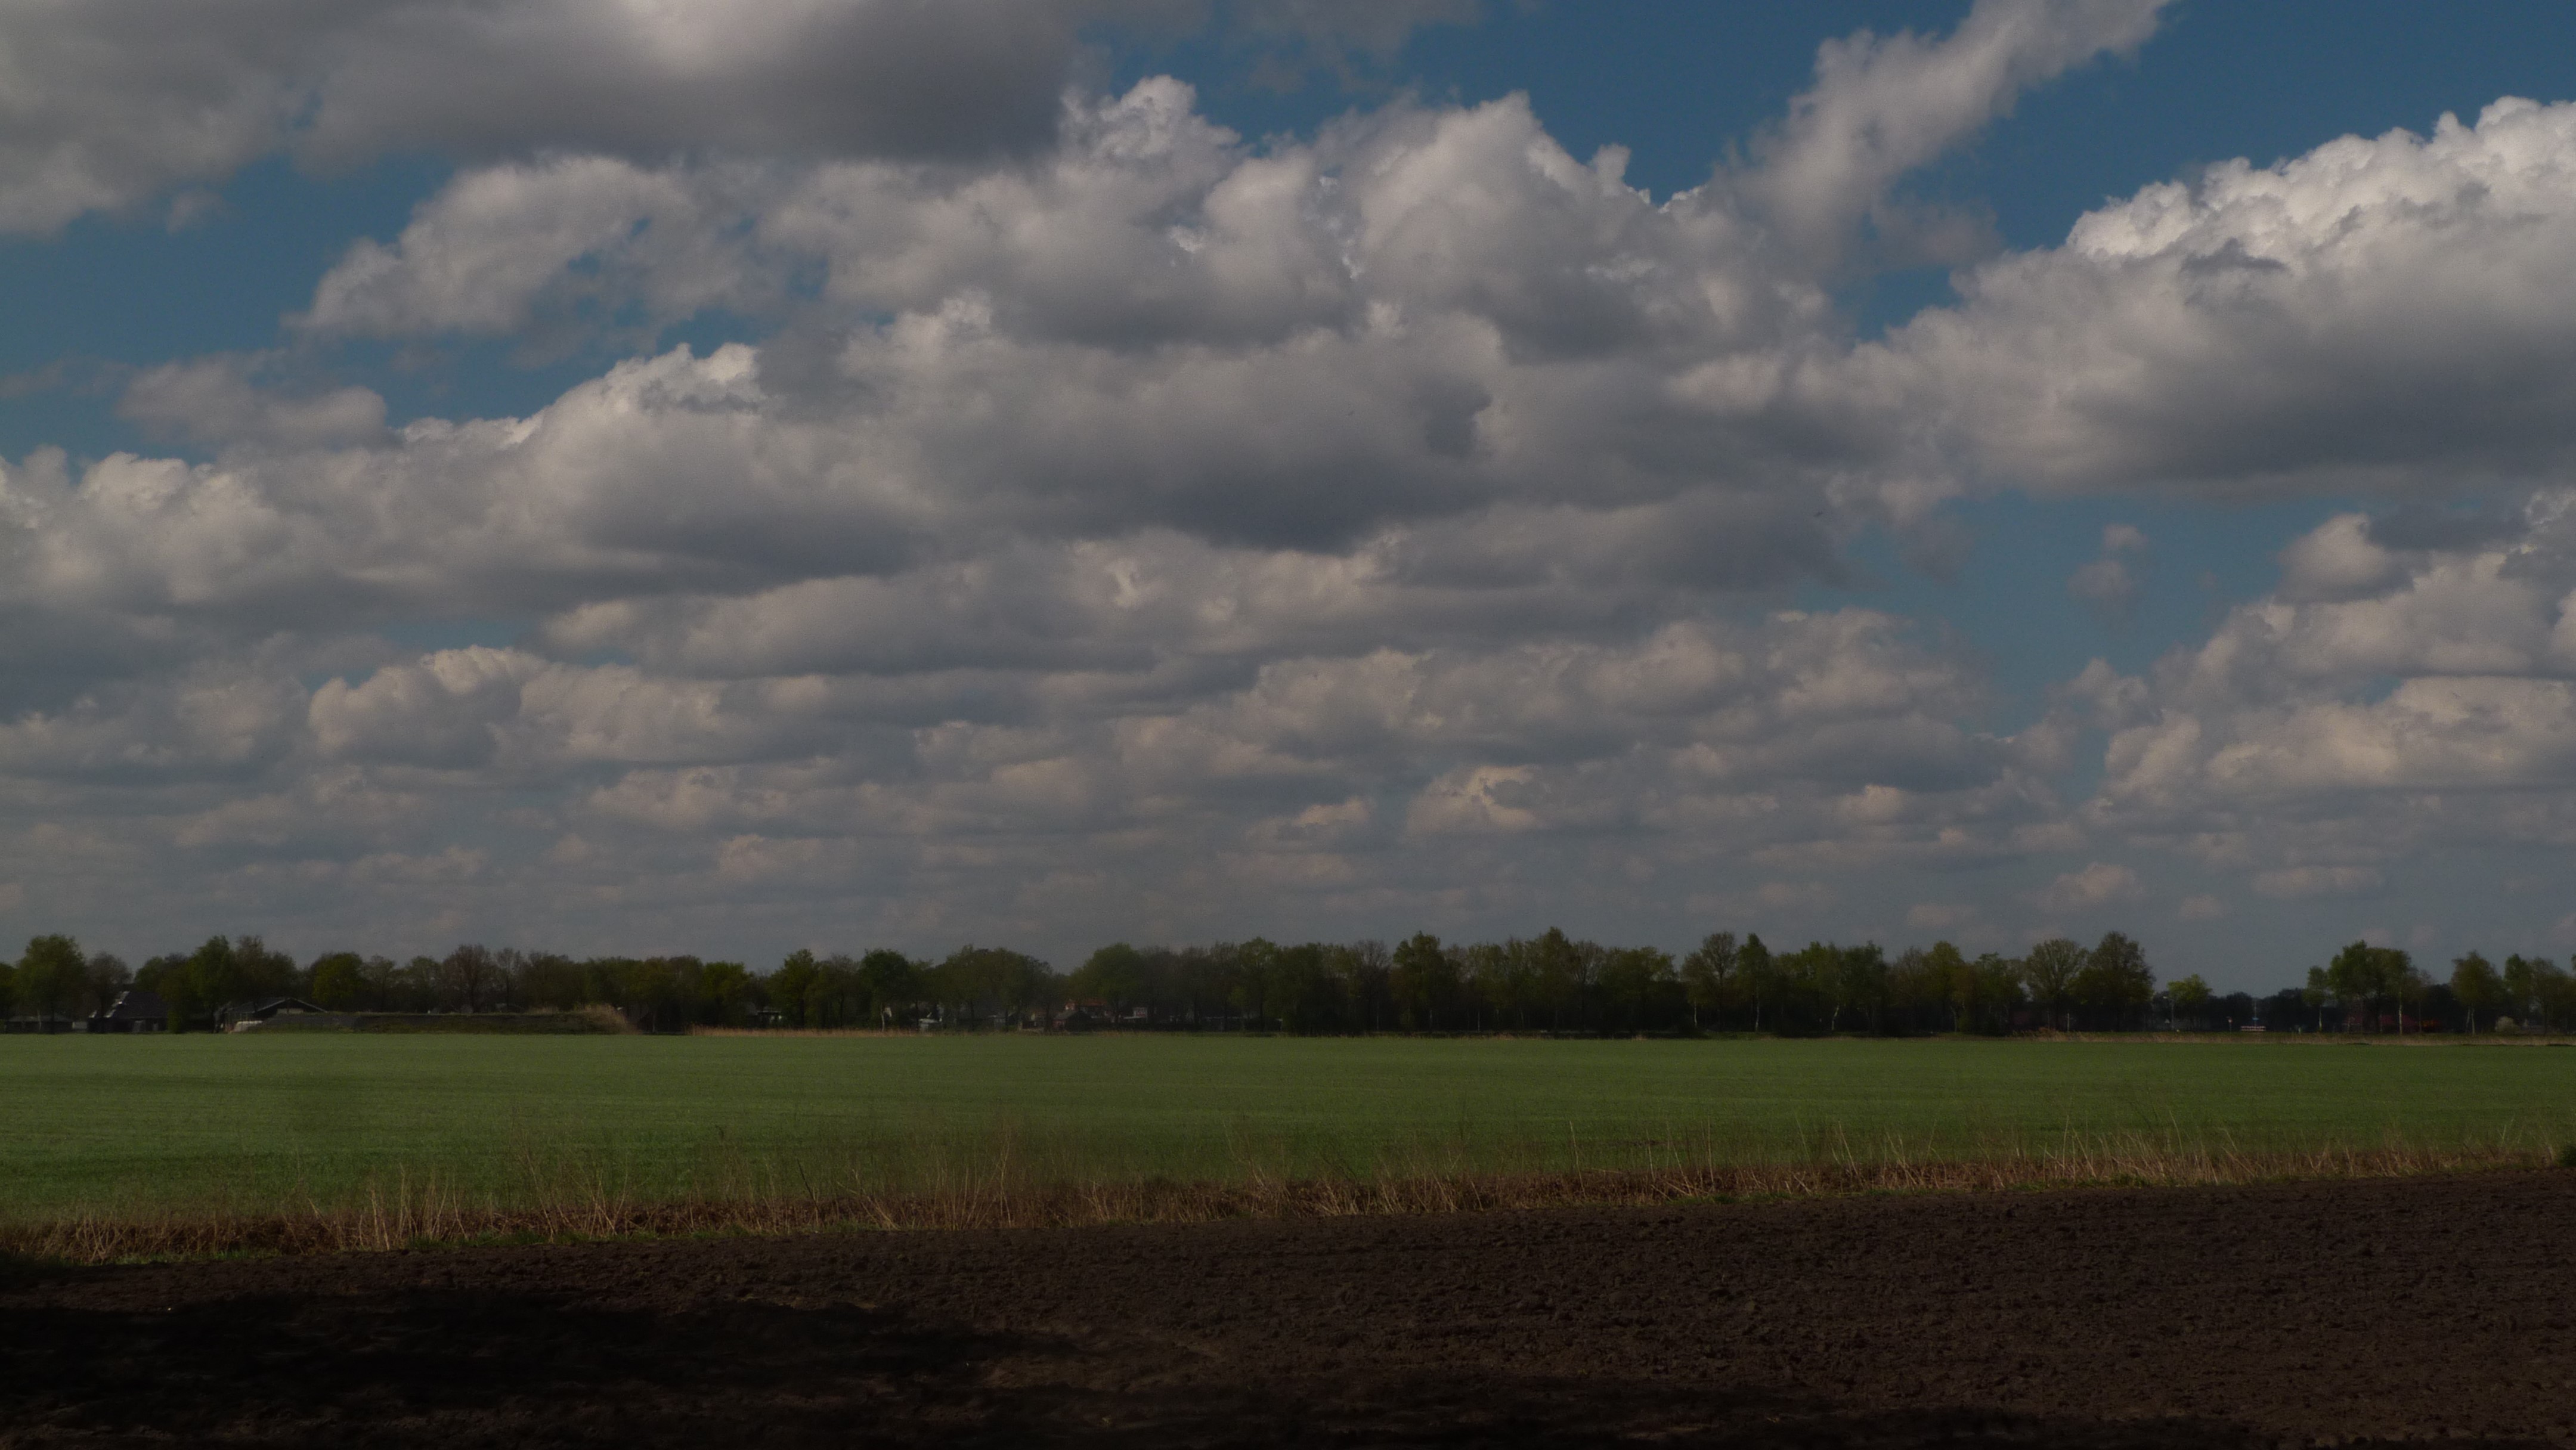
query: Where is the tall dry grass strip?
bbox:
[2,1135,2554,1266]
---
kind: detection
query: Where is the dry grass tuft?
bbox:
[4,1134,2553,1266]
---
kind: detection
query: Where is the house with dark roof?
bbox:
[219,997,330,1031]
[87,990,169,1033]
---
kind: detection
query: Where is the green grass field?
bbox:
[7,1033,2574,1229]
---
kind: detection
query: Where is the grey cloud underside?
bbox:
[17,2,2576,967]
[0,0,1491,234]
[41,81,1901,634]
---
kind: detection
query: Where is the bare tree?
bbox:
[439,944,499,1013]
[2020,938,2085,1031]
[1680,932,1737,1032]
[82,952,132,1017]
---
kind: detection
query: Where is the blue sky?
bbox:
[6,0,2576,988]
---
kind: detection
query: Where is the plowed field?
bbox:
[7,1172,2573,1447]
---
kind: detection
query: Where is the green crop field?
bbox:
[7,1033,2574,1231]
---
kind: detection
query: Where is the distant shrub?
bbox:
[352,1011,627,1035]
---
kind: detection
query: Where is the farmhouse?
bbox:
[88,990,169,1034]
[1055,998,1116,1030]
[221,997,332,1031]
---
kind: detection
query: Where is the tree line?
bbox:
[2289,941,2576,1035]
[8,927,2572,1036]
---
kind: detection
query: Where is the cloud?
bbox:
[2251,866,2383,900]
[2091,494,2576,822]
[15,23,2174,958]
[120,357,389,451]
[0,0,1490,234]
[298,157,787,345]
[306,647,537,768]
[1745,0,2169,270]
[109,74,1940,635]
[2067,559,2137,621]
[0,661,304,781]
[1871,98,2576,497]
[2064,523,2149,622]
[1756,881,1836,913]
[2046,491,2576,936]
[1405,766,1543,836]
[0,577,2039,957]
[2277,514,2407,603]
[2034,861,2142,912]
[20,8,2576,972]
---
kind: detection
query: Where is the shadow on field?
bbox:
[8,1284,1017,1446]
[0,1276,2431,1450]
[18,1174,2576,1448]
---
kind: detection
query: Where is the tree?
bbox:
[2074,932,2154,1030]
[1525,928,1587,1033]
[1967,953,2023,1034]
[2168,974,2212,1031]
[438,944,502,1012]
[845,949,912,1025]
[2538,959,2576,1033]
[2021,938,2085,1032]
[1228,939,1279,1030]
[83,953,132,1015]
[1390,932,1457,1031]
[1679,932,1736,1032]
[2302,966,2330,1032]
[1835,943,1888,1034]
[2327,941,2379,1029]
[158,937,242,1028]
[936,945,1049,1028]
[1334,940,1393,1032]
[506,953,578,1012]
[391,955,442,1012]
[1072,943,1150,1012]
[2450,952,2502,1034]
[686,960,758,1025]
[15,935,88,1019]
[1597,946,1674,1034]
[769,949,820,1027]
[2501,955,2569,1031]
[1739,934,1773,1033]
[1922,941,1970,1032]
[1252,943,1321,1033]
[239,938,301,1002]
[1770,943,1840,1035]
[798,954,871,1028]
[309,952,368,1010]
[2393,955,2430,1034]
[1885,947,1941,1033]
[2327,941,2413,1033]
[1473,938,1533,1030]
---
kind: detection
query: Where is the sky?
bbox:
[6,0,2576,989]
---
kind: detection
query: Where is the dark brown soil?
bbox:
[7,1172,2574,1448]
